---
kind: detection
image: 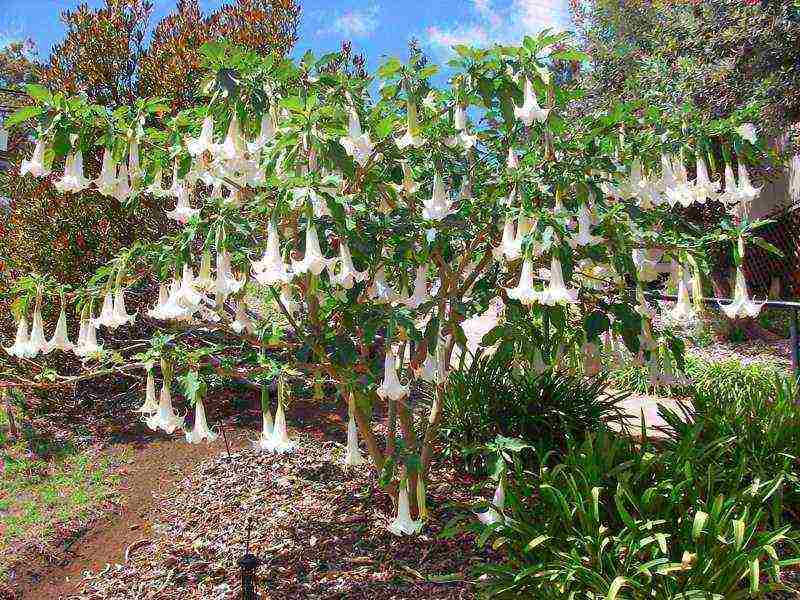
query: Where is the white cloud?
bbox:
[425,0,570,55]
[329,4,380,38]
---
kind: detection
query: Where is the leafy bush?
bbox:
[476,431,800,599]
[439,353,626,474]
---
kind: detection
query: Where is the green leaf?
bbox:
[752,237,783,258]
[692,511,708,540]
[4,105,43,128]
[25,84,52,104]
[584,310,610,340]
[607,576,627,600]
[377,57,402,79]
[525,535,550,552]
[750,559,760,594]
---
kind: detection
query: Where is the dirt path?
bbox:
[9,427,250,600]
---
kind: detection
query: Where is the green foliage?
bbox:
[440,353,626,474]
[476,430,799,599]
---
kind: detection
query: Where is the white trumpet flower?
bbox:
[4,316,31,358]
[460,298,504,361]
[377,348,409,401]
[720,162,739,204]
[20,138,51,177]
[343,403,366,466]
[186,116,215,156]
[514,78,550,125]
[445,105,477,149]
[254,406,274,451]
[248,113,277,153]
[340,108,375,167]
[27,295,47,357]
[395,101,424,149]
[477,480,505,525]
[176,265,204,311]
[194,251,216,292]
[537,256,579,306]
[329,242,367,289]
[114,163,131,200]
[736,162,761,205]
[291,224,335,276]
[258,396,296,453]
[667,271,696,325]
[95,148,119,196]
[403,265,429,309]
[135,369,159,414]
[128,138,141,186]
[422,173,456,221]
[719,267,766,319]
[75,307,102,357]
[570,204,603,247]
[506,148,519,170]
[736,122,758,145]
[166,185,200,223]
[54,151,91,193]
[252,222,293,286]
[693,157,719,204]
[111,288,136,328]
[665,157,695,208]
[493,217,519,262]
[47,306,74,353]
[147,282,172,320]
[367,266,400,304]
[506,257,540,305]
[145,383,185,434]
[388,479,423,536]
[215,250,245,301]
[184,399,219,444]
[214,114,246,161]
[94,290,116,328]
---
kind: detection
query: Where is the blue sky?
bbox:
[0,0,571,68]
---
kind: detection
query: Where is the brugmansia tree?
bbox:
[1,31,767,532]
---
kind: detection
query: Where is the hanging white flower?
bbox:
[343,401,366,466]
[506,256,540,305]
[128,138,141,186]
[145,382,185,434]
[186,116,215,156]
[54,151,91,194]
[718,266,766,319]
[422,173,456,221]
[115,163,132,200]
[377,347,410,401]
[291,223,335,276]
[4,315,31,358]
[736,122,758,145]
[248,113,277,153]
[719,162,739,204]
[736,162,761,204]
[514,78,550,125]
[506,148,519,170]
[367,266,400,304]
[476,479,505,525]
[95,148,119,197]
[536,256,579,306]
[665,156,695,208]
[388,478,423,536]
[195,251,216,292]
[252,222,293,286]
[75,305,103,357]
[692,156,719,204]
[395,100,424,149]
[135,368,159,414]
[94,289,116,328]
[340,108,376,167]
[666,270,696,325]
[46,304,74,353]
[26,294,48,357]
[215,250,246,301]
[460,298,504,360]
[147,282,172,320]
[20,138,51,178]
[445,105,477,149]
[176,265,205,312]
[329,241,368,289]
[254,405,274,451]
[184,399,219,444]
[259,395,296,453]
[493,217,519,262]
[111,288,136,328]
[213,113,246,161]
[569,204,603,247]
[166,184,200,223]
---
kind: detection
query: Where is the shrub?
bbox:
[476,430,800,599]
[439,353,626,474]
